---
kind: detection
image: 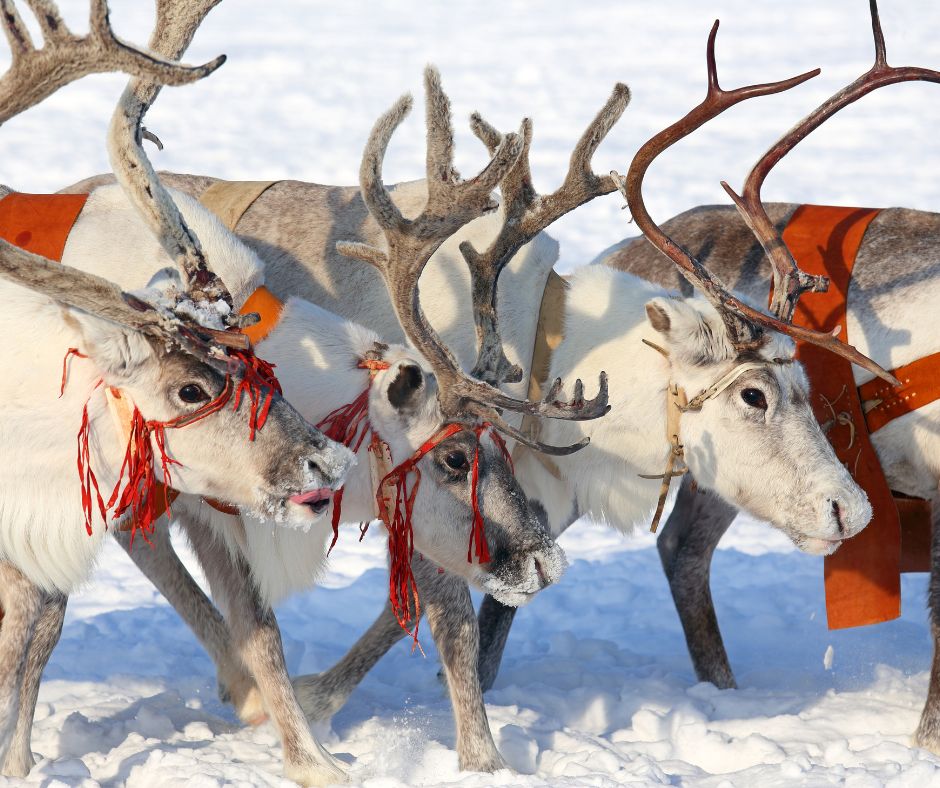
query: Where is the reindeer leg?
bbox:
[0,564,43,772]
[114,521,265,726]
[418,559,507,772]
[473,596,516,694]
[293,556,504,771]
[180,522,345,788]
[2,592,66,777]
[913,490,940,753]
[658,474,738,689]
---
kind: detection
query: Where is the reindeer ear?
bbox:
[645,301,671,334]
[645,296,733,366]
[385,360,426,413]
[66,309,158,379]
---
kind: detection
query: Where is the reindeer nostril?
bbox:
[534,557,548,589]
[306,459,322,479]
[832,501,845,536]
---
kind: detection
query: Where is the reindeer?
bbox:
[591,3,940,756]
[0,0,361,782]
[41,53,599,786]
[60,14,897,777]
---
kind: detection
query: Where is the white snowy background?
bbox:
[3,0,940,786]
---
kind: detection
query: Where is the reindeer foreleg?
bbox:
[0,563,43,773]
[658,473,738,689]
[181,521,345,787]
[114,519,265,725]
[2,591,67,777]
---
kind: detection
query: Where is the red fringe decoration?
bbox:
[61,348,88,397]
[106,409,180,548]
[376,423,463,649]
[78,383,106,536]
[316,360,388,554]
[468,426,512,563]
[68,343,278,547]
[228,348,282,440]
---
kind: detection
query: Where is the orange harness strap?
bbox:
[859,352,940,434]
[781,205,900,629]
[0,193,89,260]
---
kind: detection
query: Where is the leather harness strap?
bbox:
[511,270,568,480]
[781,205,901,630]
[859,352,940,434]
[198,180,280,232]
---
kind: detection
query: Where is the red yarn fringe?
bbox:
[107,409,180,548]
[229,348,282,440]
[316,366,381,554]
[78,383,106,536]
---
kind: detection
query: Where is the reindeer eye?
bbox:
[179,384,209,404]
[445,451,469,471]
[741,388,767,410]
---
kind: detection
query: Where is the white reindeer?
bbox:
[22,57,592,786]
[0,0,359,782]
[61,27,888,776]
[592,2,940,755]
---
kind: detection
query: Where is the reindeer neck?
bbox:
[514,266,677,535]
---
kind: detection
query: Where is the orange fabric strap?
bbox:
[239,285,284,346]
[859,351,940,434]
[0,193,89,262]
[781,204,897,630]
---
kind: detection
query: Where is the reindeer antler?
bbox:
[722,0,940,331]
[0,0,223,125]
[106,0,251,320]
[463,83,630,385]
[621,19,899,387]
[0,0,242,368]
[339,67,610,456]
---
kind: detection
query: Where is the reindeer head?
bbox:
[368,351,565,604]
[645,295,871,554]
[64,304,354,528]
[0,0,354,542]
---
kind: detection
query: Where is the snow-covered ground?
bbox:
[3,0,940,786]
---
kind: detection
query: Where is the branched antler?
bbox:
[0,241,238,372]
[622,19,899,387]
[722,0,940,329]
[463,83,630,385]
[0,0,247,367]
[339,67,610,456]
[0,0,224,125]
[106,0,244,316]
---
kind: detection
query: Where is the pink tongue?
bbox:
[290,489,333,505]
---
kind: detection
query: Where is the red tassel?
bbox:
[317,386,373,554]
[77,385,107,536]
[228,349,282,440]
[468,428,491,564]
[61,348,88,397]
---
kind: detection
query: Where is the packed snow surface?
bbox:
[3,0,940,786]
